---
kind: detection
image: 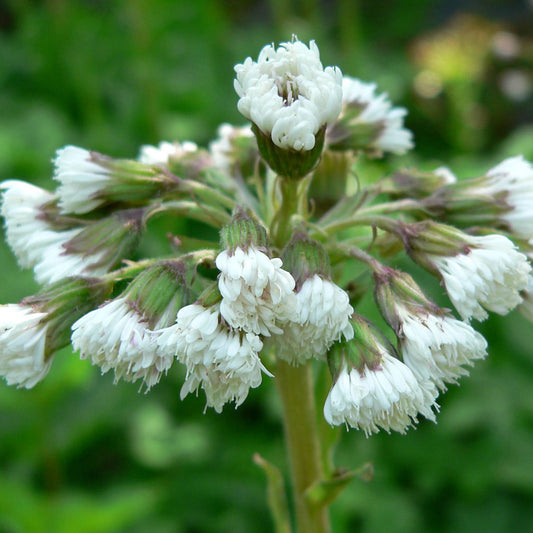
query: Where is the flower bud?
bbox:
[36,208,144,285]
[219,208,269,253]
[209,123,258,178]
[138,140,198,167]
[423,156,533,240]
[383,166,457,198]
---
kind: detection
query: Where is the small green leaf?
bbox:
[306,462,374,508]
[253,453,292,533]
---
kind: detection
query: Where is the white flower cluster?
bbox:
[216,246,297,336]
[324,352,437,436]
[340,76,414,155]
[275,275,354,364]
[430,234,530,321]
[157,303,268,412]
[0,304,51,388]
[234,39,342,151]
[138,140,198,166]
[483,155,533,239]
[0,180,109,285]
[53,145,112,214]
[209,124,254,173]
[72,298,171,390]
[398,307,488,391]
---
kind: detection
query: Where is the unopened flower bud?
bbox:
[383,166,457,198]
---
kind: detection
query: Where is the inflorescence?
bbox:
[1,37,533,436]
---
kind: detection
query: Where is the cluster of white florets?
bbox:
[429,234,530,321]
[339,76,414,155]
[398,308,488,390]
[234,39,343,151]
[216,246,297,336]
[138,140,198,166]
[0,180,111,285]
[482,156,533,239]
[71,298,171,390]
[324,351,437,436]
[157,303,268,412]
[53,145,112,214]
[274,275,354,364]
[0,304,51,388]
[1,36,532,439]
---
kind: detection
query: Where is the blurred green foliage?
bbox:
[1,0,533,532]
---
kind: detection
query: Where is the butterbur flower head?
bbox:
[156,299,269,412]
[234,38,342,179]
[1,180,58,268]
[374,268,487,390]
[138,140,198,166]
[273,233,353,364]
[328,77,414,156]
[384,167,457,199]
[324,315,438,436]
[71,261,190,389]
[33,208,144,285]
[0,305,50,388]
[404,222,531,321]
[217,210,296,336]
[209,123,257,177]
[482,155,533,239]
[0,278,111,388]
[53,145,171,214]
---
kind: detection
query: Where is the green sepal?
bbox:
[64,208,144,270]
[22,277,114,360]
[220,208,269,252]
[124,261,191,328]
[252,123,326,180]
[282,232,331,289]
[253,453,292,533]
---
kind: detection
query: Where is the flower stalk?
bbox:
[275,360,331,533]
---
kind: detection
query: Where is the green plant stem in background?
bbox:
[275,360,331,533]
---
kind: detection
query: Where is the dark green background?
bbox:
[1,1,533,532]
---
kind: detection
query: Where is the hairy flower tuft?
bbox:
[234,38,342,152]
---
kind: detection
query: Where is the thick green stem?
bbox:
[275,360,331,533]
[271,178,300,248]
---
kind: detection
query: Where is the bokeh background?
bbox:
[1,1,533,532]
